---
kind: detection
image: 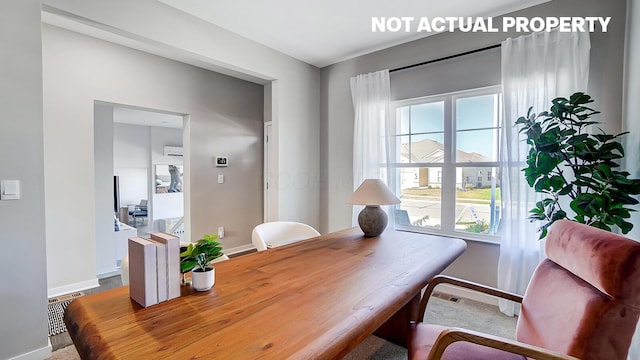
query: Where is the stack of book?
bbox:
[128,232,181,307]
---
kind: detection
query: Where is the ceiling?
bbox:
[113,107,183,129]
[158,0,550,67]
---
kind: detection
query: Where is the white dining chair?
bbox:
[251,221,321,252]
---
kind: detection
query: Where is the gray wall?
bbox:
[43,0,321,232]
[320,0,627,288]
[43,24,264,294]
[0,1,50,358]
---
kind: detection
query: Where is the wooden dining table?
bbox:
[64,227,466,359]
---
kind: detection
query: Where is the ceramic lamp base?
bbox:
[357,205,388,237]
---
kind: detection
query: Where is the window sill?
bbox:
[393,225,501,245]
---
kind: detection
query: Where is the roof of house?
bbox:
[400,138,490,163]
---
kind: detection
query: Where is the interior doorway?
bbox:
[94,102,186,277]
[112,106,184,236]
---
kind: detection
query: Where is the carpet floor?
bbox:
[342,294,517,359]
[47,288,517,360]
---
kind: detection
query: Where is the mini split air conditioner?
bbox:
[164,146,183,157]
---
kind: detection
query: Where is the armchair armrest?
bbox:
[426,327,579,360]
[418,275,523,321]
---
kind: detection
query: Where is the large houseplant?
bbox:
[180,234,224,291]
[516,92,640,238]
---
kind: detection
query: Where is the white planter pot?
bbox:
[191,267,215,291]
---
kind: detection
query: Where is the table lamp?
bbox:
[348,179,401,237]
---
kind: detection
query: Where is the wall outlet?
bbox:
[218,226,225,239]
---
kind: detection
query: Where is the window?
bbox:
[391,86,502,239]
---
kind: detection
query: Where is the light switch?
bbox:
[218,175,224,184]
[1,180,20,200]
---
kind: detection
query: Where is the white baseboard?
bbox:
[224,244,256,255]
[48,278,100,298]
[97,269,121,279]
[179,243,255,256]
[8,339,52,360]
[437,284,499,306]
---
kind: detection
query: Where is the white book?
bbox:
[151,232,181,300]
[152,240,168,302]
[128,237,158,307]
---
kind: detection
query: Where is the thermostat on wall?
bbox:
[216,156,228,167]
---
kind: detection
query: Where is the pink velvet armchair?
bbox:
[409,219,640,360]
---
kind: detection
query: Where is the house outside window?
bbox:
[391,86,502,239]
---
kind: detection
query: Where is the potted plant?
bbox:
[516,92,640,238]
[180,234,223,291]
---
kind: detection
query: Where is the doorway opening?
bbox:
[94,102,187,277]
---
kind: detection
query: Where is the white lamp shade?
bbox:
[347,179,400,205]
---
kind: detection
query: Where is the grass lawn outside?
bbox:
[402,187,501,203]
[400,186,502,234]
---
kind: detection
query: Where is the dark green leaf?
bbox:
[590,221,612,232]
[571,194,603,216]
[535,152,560,175]
[180,259,198,273]
[529,213,547,221]
[515,116,528,125]
[534,177,551,192]
[548,176,565,192]
[607,189,640,205]
[593,133,615,142]
[618,220,634,234]
[569,92,591,104]
[551,210,567,221]
[558,185,573,196]
[567,134,589,145]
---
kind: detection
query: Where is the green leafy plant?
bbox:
[516,92,640,238]
[180,234,223,273]
[195,253,208,272]
[464,220,489,234]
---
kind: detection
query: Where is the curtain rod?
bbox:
[389,43,501,73]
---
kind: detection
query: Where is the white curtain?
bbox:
[498,30,590,316]
[350,69,392,225]
[622,3,640,358]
